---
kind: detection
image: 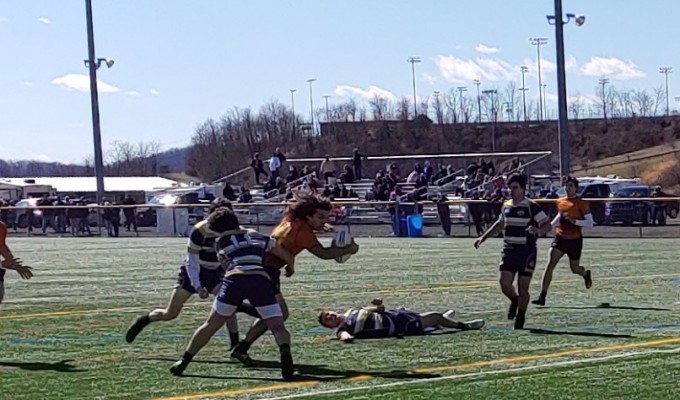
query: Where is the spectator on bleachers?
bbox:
[269,151,282,180]
[238,186,252,203]
[286,165,299,183]
[406,164,423,184]
[432,165,448,184]
[352,148,365,180]
[301,164,311,176]
[320,155,336,184]
[251,153,268,185]
[423,161,433,181]
[338,164,355,184]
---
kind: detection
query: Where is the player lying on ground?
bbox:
[318,298,485,341]
[532,175,593,306]
[170,207,298,380]
[474,173,551,330]
[230,193,359,364]
[0,201,33,304]
[125,198,243,348]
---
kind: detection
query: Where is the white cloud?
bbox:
[38,17,51,25]
[51,73,120,93]
[21,81,33,87]
[0,17,8,23]
[150,88,160,96]
[29,152,50,162]
[580,57,646,80]
[422,73,438,85]
[475,44,500,54]
[436,55,515,83]
[125,90,140,97]
[334,84,397,101]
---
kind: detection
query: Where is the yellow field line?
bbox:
[2,272,677,320]
[149,336,680,400]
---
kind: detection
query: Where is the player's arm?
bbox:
[186,228,205,294]
[336,329,355,343]
[475,214,503,248]
[363,298,385,313]
[0,227,32,280]
[307,236,359,260]
[528,203,552,235]
[551,214,561,228]
[570,202,594,227]
[267,242,296,277]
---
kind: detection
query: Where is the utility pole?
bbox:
[473,79,482,122]
[290,89,296,135]
[520,66,529,121]
[323,95,331,122]
[306,78,316,134]
[456,86,467,122]
[599,78,610,119]
[660,67,673,116]
[530,37,548,121]
[407,56,421,118]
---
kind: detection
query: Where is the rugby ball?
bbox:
[332,229,353,264]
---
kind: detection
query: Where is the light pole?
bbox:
[407,56,421,118]
[482,89,498,152]
[547,2,586,179]
[323,95,331,123]
[473,79,482,122]
[659,67,673,116]
[456,86,467,122]
[84,0,114,204]
[306,78,316,134]
[290,89,296,135]
[520,66,529,121]
[675,96,680,113]
[529,37,548,121]
[542,83,548,119]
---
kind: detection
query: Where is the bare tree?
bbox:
[652,86,665,116]
[568,93,585,119]
[369,95,389,121]
[396,97,411,120]
[503,82,520,121]
[431,94,445,124]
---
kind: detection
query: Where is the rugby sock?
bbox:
[514,310,526,330]
[279,344,294,381]
[508,296,519,320]
[233,340,251,354]
[125,314,152,343]
[180,351,195,363]
[229,332,240,349]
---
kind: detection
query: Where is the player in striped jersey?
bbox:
[125,198,240,346]
[533,176,593,306]
[170,207,297,380]
[318,298,485,341]
[474,174,551,329]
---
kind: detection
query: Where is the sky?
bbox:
[1,0,679,164]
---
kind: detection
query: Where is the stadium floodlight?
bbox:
[566,13,586,26]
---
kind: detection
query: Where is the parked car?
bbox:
[14,198,43,229]
[607,185,676,226]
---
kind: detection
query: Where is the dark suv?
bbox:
[607,185,677,226]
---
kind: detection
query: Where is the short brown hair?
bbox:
[207,207,240,233]
[563,175,579,189]
[286,193,333,220]
[507,173,527,189]
[208,198,233,214]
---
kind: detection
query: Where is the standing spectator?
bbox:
[275,147,287,166]
[269,151,282,180]
[352,148,364,180]
[122,196,138,233]
[251,153,267,185]
[320,155,336,184]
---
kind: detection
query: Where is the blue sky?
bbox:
[1,0,678,164]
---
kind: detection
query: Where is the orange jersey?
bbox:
[555,196,590,239]
[264,217,320,269]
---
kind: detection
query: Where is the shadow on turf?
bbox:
[0,359,84,373]
[528,328,634,338]
[538,303,672,312]
[142,358,439,382]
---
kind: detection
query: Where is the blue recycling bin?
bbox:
[392,212,408,237]
[407,213,423,237]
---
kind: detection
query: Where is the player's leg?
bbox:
[231,274,287,363]
[533,245,566,306]
[419,312,485,331]
[514,248,537,329]
[257,308,294,381]
[499,270,519,320]
[169,308,229,376]
[566,238,591,288]
[0,271,5,304]
[125,287,192,343]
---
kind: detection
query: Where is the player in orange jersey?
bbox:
[230,193,358,364]
[533,176,593,306]
[0,200,33,304]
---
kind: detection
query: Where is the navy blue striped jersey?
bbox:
[499,198,549,249]
[187,220,222,269]
[215,229,275,275]
[336,308,394,339]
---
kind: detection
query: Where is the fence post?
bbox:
[467,200,471,238]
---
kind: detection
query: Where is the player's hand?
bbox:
[15,264,33,280]
[2,256,21,269]
[284,264,295,277]
[342,335,355,343]
[526,226,540,235]
[197,287,209,299]
[474,238,484,249]
[371,298,383,306]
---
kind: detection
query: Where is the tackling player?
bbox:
[532,176,593,306]
[0,200,33,304]
[125,198,241,347]
[318,298,485,341]
[169,207,298,380]
[230,193,359,364]
[474,174,551,329]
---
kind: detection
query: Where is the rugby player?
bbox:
[474,174,551,330]
[169,207,298,380]
[230,193,359,363]
[125,198,243,348]
[318,298,485,341]
[532,176,593,306]
[0,204,33,304]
